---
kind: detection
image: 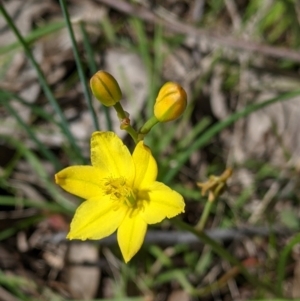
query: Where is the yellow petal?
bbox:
[91,132,135,184]
[67,196,128,240]
[141,182,185,224]
[55,166,104,199]
[117,212,147,263]
[132,141,157,190]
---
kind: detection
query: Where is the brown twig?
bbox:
[96,0,300,63]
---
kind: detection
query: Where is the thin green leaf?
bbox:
[59,0,99,131]
[0,216,43,241]
[0,21,65,55]
[1,135,76,213]
[276,232,300,296]
[163,89,300,183]
[0,4,84,163]
[0,196,69,213]
[1,93,62,170]
[0,89,60,126]
[80,21,112,130]
[173,219,275,295]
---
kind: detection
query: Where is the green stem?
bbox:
[125,126,139,144]
[113,102,138,143]
[173,219,276,296]
[138,115,159,141]
[195,199,214,231]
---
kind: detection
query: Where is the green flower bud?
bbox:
[90,70,122,107]
[154,82,187,122]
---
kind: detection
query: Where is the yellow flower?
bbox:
[55,131,185,262]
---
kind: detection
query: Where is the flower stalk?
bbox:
[113,102,138,144]
[138,116,159,141]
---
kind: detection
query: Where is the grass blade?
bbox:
[174,219,275,295]
[0,89,60,127]
[80,21,112,130]
[59,0,99,131]
[1,135,76,213]
[0,20,65,55]
[276,232,300,296]
[0,196,70,213]
[0,4,84,163]
[163,89,300,183]
[1,92,62,171]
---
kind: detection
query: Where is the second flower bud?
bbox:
[154,82,187,122]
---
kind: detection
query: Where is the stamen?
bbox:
[102,176,137,207]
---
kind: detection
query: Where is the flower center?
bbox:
[102,176,136,207]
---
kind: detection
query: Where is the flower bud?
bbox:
[154,82,187,122]
[90,70,122,107]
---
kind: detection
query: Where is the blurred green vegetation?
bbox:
[0,0,300,300]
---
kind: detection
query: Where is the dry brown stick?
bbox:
[96,0,300,63]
